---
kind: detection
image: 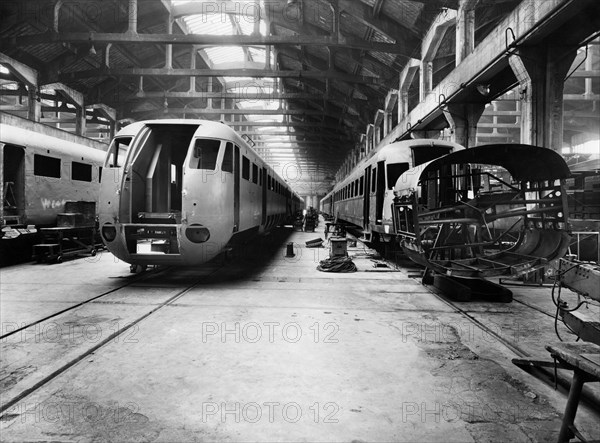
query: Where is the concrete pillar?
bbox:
[165,15,173,69]
[443,103,485,148]
[27,86,41,122]
[420,61,433,102]
[455,0,477,65]
[128,0,138,34]
[508,44,576,150]
[75,106,86,136]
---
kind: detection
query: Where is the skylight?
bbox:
[173,0,295,169]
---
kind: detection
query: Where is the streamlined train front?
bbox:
[99,120,243,267]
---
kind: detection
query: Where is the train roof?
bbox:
[334,138,465,189]
[116,119,302,201]
[395,144,571,194]
[0,114,106,163]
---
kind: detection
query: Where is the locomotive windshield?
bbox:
[190,138,221,170]
[104,136,131,167]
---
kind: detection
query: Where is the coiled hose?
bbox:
[317,256,357,273]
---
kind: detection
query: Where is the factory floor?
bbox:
[1,219,599,442]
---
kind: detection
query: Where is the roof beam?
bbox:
[58,68,380,85]
[132,107,345,118]
[128,91,366,102]
[2,32,409,54]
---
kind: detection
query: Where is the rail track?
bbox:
[0,262,225,414]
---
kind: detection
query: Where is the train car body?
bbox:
[1,113,106,228]
[321,139,465,243]
[99,119,302,267]
[393,144,572,278]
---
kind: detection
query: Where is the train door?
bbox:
[234,145,240,232]
[261,167,267,225]
[375,160,385,224]
[1,144,25,225]
[363,166,371,230]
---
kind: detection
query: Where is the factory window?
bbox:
[191,138,220,170]
[387,162,410,188]
[360,176,364,195]
[72,161,92,182]
[34,154,61,178]
[252,163,258,184]
[242,156,250,180]
[221,142,233,173]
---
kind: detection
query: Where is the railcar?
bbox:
[98,119,302,267]
[321,139,465,245]
[392,144,572,278]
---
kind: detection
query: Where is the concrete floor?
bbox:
[1,221,599,442]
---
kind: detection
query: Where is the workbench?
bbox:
[545,342,600,443]
[33,226,99,263]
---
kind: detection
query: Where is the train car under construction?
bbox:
[98,119,303,268]
[392,144,572,278]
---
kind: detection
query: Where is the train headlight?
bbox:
[101,224,117,242]
[185,224,210,243]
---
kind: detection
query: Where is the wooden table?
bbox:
[545,342,600,443]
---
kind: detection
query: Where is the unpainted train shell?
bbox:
[99,120,302,266]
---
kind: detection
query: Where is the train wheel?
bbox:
[422,268,434,285]
[130,264,146,273]
[90,249,97,257]
[56,255,63,264]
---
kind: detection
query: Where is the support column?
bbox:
[75,105,86,136]
[455,0,477,65]
[419,61,433,102]
[27,86,41,122]
[509,44,577,150]
[165,15,173,69]
[128,0,138,34]
[443,103,485,148]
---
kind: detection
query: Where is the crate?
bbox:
[330,237,347,257]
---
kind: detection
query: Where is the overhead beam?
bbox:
[2,32,409,54]
[128,91,367,102]
[0,52,38,86]
[132,107,344,118]
[58,68,380,85]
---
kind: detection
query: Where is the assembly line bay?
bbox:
[1,223,599,442]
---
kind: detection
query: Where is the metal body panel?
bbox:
[98,119,302,266]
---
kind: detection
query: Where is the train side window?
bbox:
[252,163,258,184]
[221,142,233,173]
[371,169,377,193]
[259,169,263,186]
[360,176,364,195]
[387,162,410,188]
[34,154,61,178]
[191,138,221,170]
[242,156,250,180]
[99,166,103,183]
[72,161,92,182]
